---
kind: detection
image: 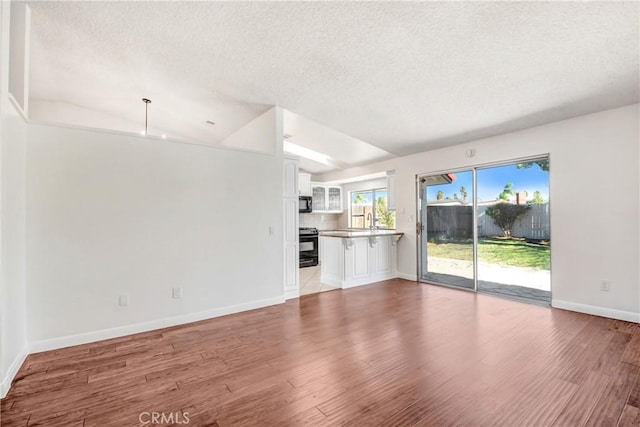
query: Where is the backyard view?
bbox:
[428,238,550,270]
[421,159,550,303]
[350,189,396,229]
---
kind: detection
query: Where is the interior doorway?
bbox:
[418,157,550,305]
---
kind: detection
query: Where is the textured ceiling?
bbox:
[283,110,394,174]
[27,1,640,157]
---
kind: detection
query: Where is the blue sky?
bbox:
[425,163,549,202]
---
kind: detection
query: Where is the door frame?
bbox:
[416,166,477,292]
[415,154,552,302]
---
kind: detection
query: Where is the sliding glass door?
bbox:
[418,170,475,290]
[418,157,551,305]
[476,160,550,303]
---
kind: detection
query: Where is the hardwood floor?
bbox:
[1,279,639,426]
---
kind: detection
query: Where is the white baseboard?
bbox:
[341,272,398,289]
[285,288,299,300]
[552,299,640,323]
[29,295,285,354]
[1,346,28,398]
[320,275,343,289]
[397,272,418,281]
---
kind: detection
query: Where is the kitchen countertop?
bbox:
[319,229,404,238]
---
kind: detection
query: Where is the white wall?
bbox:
[318,104,640,322]
[29,100,152,136]
[8,2,28,114]
[26,120,284,349]
[220,107,277,154]
[0,0,29,398]
[1,99,28,397]
[299,213,340,231]
[0,0,7,394]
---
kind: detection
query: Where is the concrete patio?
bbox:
[424,257,551,304]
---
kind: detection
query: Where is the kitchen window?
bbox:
[349,188,396,229]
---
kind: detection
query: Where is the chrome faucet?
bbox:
[367,212,374,229]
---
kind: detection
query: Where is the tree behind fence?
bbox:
[426,204,550,240]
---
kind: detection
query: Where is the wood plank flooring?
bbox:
[1,279,639,426]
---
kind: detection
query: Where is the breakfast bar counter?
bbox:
[319,230,403,289]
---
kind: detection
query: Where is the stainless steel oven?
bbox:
[299,227,318,267]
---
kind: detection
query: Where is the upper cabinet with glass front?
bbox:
[312,185,327,212]
[327,186,342,212]
[311,183,342,213]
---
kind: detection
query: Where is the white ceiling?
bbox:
[283,110,394,174]
[27,1,639,161]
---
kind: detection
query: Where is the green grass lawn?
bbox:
[427,238,550,270]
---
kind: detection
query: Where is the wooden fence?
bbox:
[426,204,550,240]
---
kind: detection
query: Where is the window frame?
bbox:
[348,187,395,229]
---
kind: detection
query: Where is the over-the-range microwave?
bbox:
[299,196,312,213]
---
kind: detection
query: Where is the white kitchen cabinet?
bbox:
[320,233,403,289]
[344,237,370,283]
[283,157,299,300]
[312,185,327,211]
[311,183,342,213]
[327,186,342,212]
[298,172,312,197]
[284,159,299,198]
[372,235,393,276]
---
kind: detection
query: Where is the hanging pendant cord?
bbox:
[142,98,151,135]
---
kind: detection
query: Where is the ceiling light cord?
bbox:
[142,98,151,135]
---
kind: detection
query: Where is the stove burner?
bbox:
[299,227,318,235]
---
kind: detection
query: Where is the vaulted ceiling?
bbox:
[27,1,639,164]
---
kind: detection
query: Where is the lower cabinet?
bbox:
[320,234,402,289]
[372,235,393,276]
[344,238,370,283]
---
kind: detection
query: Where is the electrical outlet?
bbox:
[172,287,183,299]
[119,295,129,306]
[600,280,611,292]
